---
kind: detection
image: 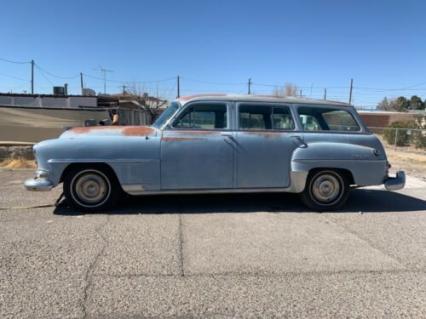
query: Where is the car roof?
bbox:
[176,94,351,107]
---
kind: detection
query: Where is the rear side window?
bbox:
[173,103,227,129]
[239,104,294,130]
[298,106,360,132]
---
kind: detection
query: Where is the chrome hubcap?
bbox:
[74,173,108,205]
[312,174,341,203]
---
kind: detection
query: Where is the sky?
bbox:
[1,0,426,108]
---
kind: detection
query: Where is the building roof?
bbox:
[0,92,97,98]
[176,93,350,106]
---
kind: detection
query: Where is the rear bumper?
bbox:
[24,178,53,191]
[384,171,405,191]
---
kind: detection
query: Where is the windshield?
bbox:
[152,102,179,128]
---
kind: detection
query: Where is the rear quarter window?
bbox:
[297,106,360,132]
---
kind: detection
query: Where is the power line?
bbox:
[37,67,54,86]
[0,57,31,64]
[182,77,246,86]
[35,63,80,79]
[0,72,29,82]
[83,73,175,85]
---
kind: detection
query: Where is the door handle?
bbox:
[291,135,307,148]
[221,133,236,141]
[221,133,238,146]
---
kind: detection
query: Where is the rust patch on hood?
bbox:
[122,126,155,136]
[70,126,117,134]
[69,125,156,136]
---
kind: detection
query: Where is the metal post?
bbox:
[80,72,84,94]
[349,78,353,104]
[177,75,180,98]
[394,128,398,150]
[31,60,34,94]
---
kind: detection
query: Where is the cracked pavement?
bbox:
[0,170,425,318]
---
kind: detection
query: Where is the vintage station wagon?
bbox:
[25,94,405,211]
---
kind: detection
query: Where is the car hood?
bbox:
[60,125,158,138]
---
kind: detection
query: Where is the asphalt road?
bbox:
[1,170,425,319]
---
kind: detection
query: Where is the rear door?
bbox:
[234,103,297,188]
[160,102,235,190]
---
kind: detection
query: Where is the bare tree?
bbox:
[123,82,168,119]
[272,83,299,97]
[272,86,285,97]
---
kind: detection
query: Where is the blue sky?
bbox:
[1,0,426,108]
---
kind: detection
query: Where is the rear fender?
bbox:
[291,142,387,186]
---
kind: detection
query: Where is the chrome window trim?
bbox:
[158,101,183,130]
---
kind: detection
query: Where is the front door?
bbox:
[160,102,234,190]
[235,103,297,188]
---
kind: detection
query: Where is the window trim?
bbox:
[236,102,296,132]
[294,104,364,133]
[167,101,231,132]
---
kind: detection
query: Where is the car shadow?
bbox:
[53,189,426,216]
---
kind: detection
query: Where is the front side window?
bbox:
[173,103,227,129]
[239,104,294,130]
[298,106,360,132]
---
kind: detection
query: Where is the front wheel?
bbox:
[300,170,350,211]
[63,167,119,212]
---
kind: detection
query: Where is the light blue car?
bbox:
[25,94,405,211]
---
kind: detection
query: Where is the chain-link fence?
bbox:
[369,127,426,151]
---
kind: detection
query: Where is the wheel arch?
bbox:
[306,167,355,186]
[60,162,122,190]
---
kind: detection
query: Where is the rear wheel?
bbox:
[301,170,350,211]
[63,167,119,211]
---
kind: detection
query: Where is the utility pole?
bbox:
[31,60,34,94]
[121,85,127,94]
[80,72,84,95]
[96,66,113,95]
[323,88,327,100]
[156,82,159,107]
[177,75,180,98]
[248,78,252,95]
[299,89,302,97]
[349,78,353,104]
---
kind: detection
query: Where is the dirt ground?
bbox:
[384,146,426,181]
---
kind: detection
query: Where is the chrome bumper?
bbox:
[384,171,405,191]
[24,178,53,191]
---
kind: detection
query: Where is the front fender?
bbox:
[33,135,161,190]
